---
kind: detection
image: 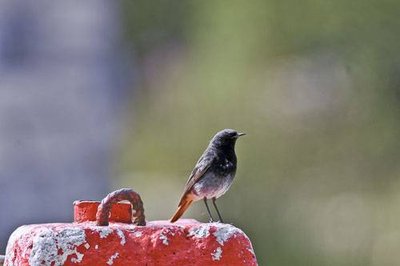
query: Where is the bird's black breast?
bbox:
[212,151,237,177]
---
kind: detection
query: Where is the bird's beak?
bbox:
[238,132,246,137]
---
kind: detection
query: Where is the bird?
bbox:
[170,129,245,223]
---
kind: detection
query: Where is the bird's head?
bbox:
[210,129,246,148]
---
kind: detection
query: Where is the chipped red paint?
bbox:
[5,190,257,265]
[5,220,257,265]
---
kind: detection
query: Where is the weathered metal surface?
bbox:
[4,188,257,265]
[4,220,257,265]
[96,188,146,226]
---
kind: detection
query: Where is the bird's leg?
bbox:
[203,197,214,222]
[212,197,224,223]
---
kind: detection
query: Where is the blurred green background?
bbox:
[116,1,400,265]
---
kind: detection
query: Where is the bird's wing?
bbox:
[178,151,214,205]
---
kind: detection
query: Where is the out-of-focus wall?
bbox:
[0,0,133,252]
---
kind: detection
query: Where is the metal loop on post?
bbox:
[96,188,146,226]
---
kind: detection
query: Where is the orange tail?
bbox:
[170,198,193,223]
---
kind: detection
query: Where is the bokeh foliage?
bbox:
[118,1,400,265]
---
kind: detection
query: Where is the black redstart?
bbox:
[170,129,245,223]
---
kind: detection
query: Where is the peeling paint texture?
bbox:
[188,224,211,238]
[3,225,87,266]
[213,224,242,245]
[95,227,113,239]
[115,229,126,245]
[107,252,119,265]
[212,247,223,261]
[159,233,169,245]
[29,227,85,265]
[4,219,257,265]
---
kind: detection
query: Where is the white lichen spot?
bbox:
[213,225,240,245]
[29,227,86,265]
[107,252,119,265]
[134,231,142,238]
[159,233,169,245]
[116,229,126,245]
[71,251,84,263]
[188,225,210,239]
[95,245,99,250]
[211,247,223,261]
[84,243,90,250]
[96,227,113,239]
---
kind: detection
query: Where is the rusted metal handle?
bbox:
[96,188,146,226]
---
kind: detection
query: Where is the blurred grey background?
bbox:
[0,0,132,252]
[1,1,400,265]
